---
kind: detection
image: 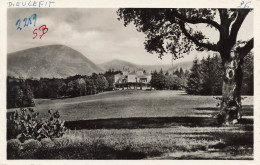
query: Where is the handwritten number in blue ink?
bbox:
[29,14,37,26]
[23,18,29,27]
[16,13,37,30]
[28,17,32,25]
[16,19,22,31]
[238,1,251,8]
[238,1,244,8]
[244,1,251,8]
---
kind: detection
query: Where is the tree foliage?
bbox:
[117,8,253,61]
[241,52,254,95]
[151,68,189,90]
[150,70,165,90]
[7,78,35,109]
[118,9,254,124]
[186,53,253,95]
[185,57,202,94]
[7,72,114,108]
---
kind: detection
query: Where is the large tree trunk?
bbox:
[217,57,243,125]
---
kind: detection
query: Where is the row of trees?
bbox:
[7,71,121,108]
[186,53,253,95]
[26,73,110,99]
[150,68,189,90]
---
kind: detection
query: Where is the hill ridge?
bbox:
[8,44,103,79]
[99,59,192,73]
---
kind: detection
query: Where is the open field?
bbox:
[30,90,253,121]
[7,90,253,159]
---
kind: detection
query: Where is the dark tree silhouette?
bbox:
[186,57,202,94]
[117,8,253,124]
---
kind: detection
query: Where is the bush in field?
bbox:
[7,108,66,142]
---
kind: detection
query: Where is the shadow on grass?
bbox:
[194,107,218,111]
[195,105,253,116]
[8,142,154,159]
[65,116,253,130]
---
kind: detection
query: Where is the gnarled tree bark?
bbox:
[217,56,243,125]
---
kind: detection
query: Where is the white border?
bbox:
[0,0,259,164]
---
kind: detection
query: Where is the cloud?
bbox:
[119,37,144,47]
[7,8,254,66]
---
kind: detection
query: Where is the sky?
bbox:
[7,8,253,65]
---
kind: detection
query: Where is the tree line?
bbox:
[186,53,253,95]
[150,68,189,90]
[7,70,121,109]
[7,54,253,109]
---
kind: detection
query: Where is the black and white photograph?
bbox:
[5,4,255,160]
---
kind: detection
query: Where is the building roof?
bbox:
[115,69,151,77]
[137,75,148,78]
[143,73,151,76]
[114,73,122,76]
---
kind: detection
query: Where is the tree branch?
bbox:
[237,38,253,60]
[172,9,221,31]
[178,22,219,52]
[229,9,251,46]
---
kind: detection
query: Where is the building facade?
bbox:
[114,68,151,88]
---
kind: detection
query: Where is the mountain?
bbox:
[99,59,192,73]
[8,45,103,79]
[98,59,139,71]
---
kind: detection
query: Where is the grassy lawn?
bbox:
[7,90,253,159]
[31,90,253,121]
[7,126,253,159]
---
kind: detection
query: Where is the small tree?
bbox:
[151,70,166,90]
[186,57,202,94]
[200,56,213,95]
[210,55,223,95]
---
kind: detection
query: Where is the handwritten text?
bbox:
[237,1,251,8]
[7,0,55,8]
[16,14,37,31]
[33,25,49,39]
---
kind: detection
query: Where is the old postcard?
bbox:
[0,0,259,164]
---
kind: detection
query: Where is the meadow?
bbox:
[33,90,253,120]
[7,90,253,159]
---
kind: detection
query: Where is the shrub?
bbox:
[7,108,66,142]
[7,139,21,159]
[20,139,42,157]
[41,138,55,148]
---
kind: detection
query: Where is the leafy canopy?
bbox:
[117,9,253,61]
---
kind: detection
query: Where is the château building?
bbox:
[114,68,151,88]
